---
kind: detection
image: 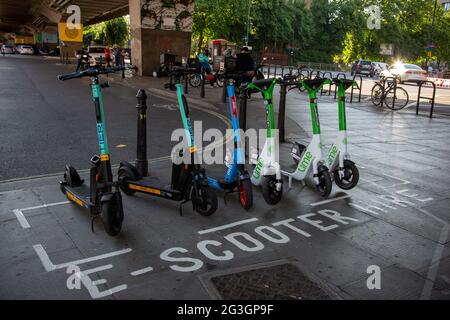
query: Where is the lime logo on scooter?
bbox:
[253,158,264,179]
[298,151,313,173]
[327,145,338,166]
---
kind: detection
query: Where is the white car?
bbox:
[372,62,389,75]
[1,44,15,54]
[87,46,107,65]
[17,45,34,55]
[380,63,427,84]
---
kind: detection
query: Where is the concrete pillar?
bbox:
[129,0,195,76]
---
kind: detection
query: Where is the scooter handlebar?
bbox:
[57,65,135,81]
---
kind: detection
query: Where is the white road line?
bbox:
[12,209,30,229]
[92,279,107,286]
[33,244,132,272]
[310,195,350,207]
[130,267,154,276]
[20,201,70,212]
[198,218,259,235]
[404,102,417,109]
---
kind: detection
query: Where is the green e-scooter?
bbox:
[324,78,359,189]
[288,78,333,197]
[246,78,284,205]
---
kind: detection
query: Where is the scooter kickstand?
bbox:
[179,199,189,216]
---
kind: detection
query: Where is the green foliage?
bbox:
[84,16,130,47]
[192,0,450,65]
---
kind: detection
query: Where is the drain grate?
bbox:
[209,263,333,300]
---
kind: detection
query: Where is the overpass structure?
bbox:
[0,0,195,75]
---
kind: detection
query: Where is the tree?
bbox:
[83,16,130,47]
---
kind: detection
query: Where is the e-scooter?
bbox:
[324,78,359,189]
[288,78,333,197]
[207,80,253,210]
[118,68,218,216]
[57,66,126,236]
[245,78,283,205]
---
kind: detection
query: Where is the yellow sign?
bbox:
[58,22,83,42]
[100,154,110,161]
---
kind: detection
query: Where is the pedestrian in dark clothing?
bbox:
[236,46,255,83]
[75,48,87,72]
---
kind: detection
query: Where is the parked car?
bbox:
[87,45,107,65]
[1,44,16,54]
[380,63,427,84]
[372,62,389,76]
[16,45,34,55]
[351,60,375,77]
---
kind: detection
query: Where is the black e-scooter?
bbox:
[118,68,218,216]
[58,66,126,236]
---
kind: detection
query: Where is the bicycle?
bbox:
[371,76,409,110]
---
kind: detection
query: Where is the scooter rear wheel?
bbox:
[238,179,253,210]
[317,166,332,197]
[334,160,359,190]
[194,185,218,217]
[261,176,283,205]
[101,193,124,237]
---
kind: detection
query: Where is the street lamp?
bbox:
[426,0,438,64]
[245,0,251,46]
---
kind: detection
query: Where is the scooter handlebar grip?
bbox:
[57,72,81,81]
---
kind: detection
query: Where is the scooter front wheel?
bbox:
[261,176,283,205]
[317,166,332,197]
[194,185,218,217]
[101,193,124,237]
[238,179,253,210]
[334,160,359,190]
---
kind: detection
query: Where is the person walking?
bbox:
[104,47,111,67]
[197,48,216,86]
[113,45,123,66]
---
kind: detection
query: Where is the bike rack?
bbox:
[320,71,333,96]
[311,70,321,79]
[334,73,347,99]
[350,75,363,103]
[416,81,436,118]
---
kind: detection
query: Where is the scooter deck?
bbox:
[62,184,93,209]
[125,176,184,201]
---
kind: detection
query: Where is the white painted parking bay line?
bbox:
[310,195,350,207]
[13,209,31,229]
[130,267,154,276]
[198,218,259,235]
[20,201,70,212]
[33,244,132,272]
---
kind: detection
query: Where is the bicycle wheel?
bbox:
[384,87,409,110]
[371,83,383,106]
[189,74,202,87]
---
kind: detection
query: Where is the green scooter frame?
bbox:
[246,78,283,205]
[288,78,333,197]
[325,79,359,189]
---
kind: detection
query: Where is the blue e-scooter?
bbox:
[207,81,253,210]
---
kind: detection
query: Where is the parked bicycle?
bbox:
[371,76,409,110]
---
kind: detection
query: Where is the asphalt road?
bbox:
[0,55,227,181]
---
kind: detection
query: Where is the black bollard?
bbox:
[200,68,205,98]
[222,78,227,103]
[239,90,248,132]
[136,89,148,177]
[278,83,287,143]
[184,71,189,94]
